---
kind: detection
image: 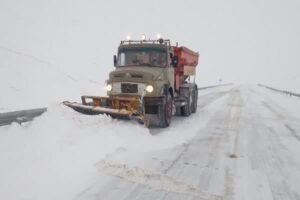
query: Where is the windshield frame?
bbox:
[117,47,168,68]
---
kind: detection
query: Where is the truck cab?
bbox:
[63,38,199,128]
[108,40,175,98]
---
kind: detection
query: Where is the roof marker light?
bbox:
[156,33,161,39]
[141,34,146,40]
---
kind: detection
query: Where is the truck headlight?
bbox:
[145,85,154,93]
[105,84,112,91]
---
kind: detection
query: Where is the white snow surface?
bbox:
[0,47,105,112]
[1,1,300,198]
[0,86,228,200]
[1,85,300,200]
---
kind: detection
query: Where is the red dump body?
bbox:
[172,46,199,91]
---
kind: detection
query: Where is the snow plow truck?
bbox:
[63,38,199,127]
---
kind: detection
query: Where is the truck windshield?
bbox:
[117,48,167,67]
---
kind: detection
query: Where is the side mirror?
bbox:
[171,55,178,67]
[113,55,117,67]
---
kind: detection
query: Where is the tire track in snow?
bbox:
[260,102,300,200]
[223,88,245,200]
[95,159,222,200]
[152,88,242,199]
[243,89,300,200]
[262,101,300,142]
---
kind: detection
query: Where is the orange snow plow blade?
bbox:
[63,96,143,120]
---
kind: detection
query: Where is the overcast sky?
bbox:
[0,0,299,90]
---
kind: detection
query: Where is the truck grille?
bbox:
[121,83,138,93]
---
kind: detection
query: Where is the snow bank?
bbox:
[0,98,221,200]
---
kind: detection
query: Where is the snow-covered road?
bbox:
[1,85,300,200]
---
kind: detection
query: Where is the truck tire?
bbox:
[159,92,173,127]
[191,86,198,113]
[175,107,182,116]
[181,92,191,116]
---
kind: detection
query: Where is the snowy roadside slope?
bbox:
[0,86,233,200]
[257,86,300,121]
[0,47,105,112]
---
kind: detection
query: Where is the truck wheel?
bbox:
[191,86,198,113]
[175,106,182,116]
[181,92,191,116]
[160,92,173,127]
